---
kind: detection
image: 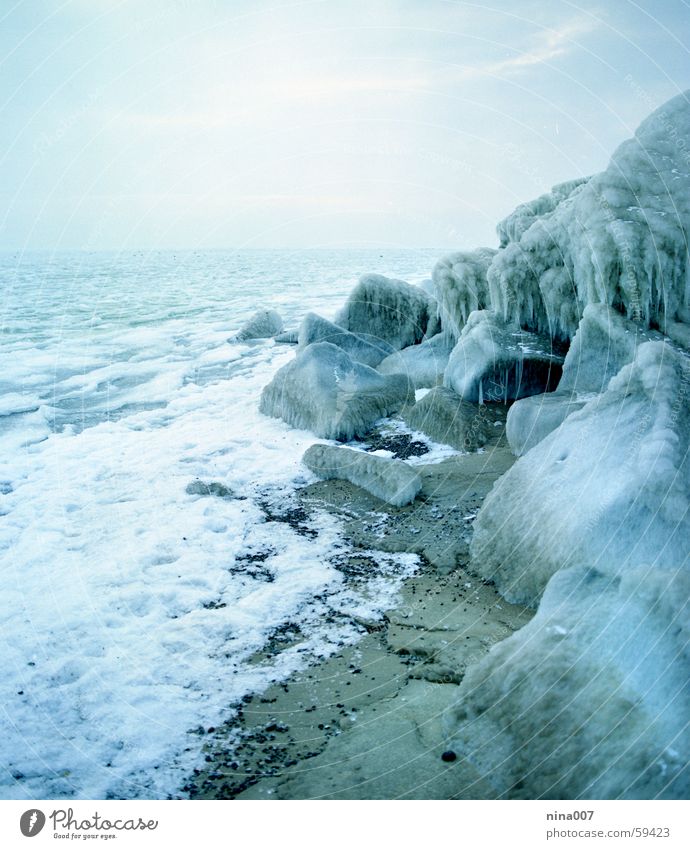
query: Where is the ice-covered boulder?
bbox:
[496,178,589,246]
[274,328,299,344]
[259,342,413,441]
[471,341,689,607]
[486,92,690,340]
[559,303,662,395]
[447,562,690,799]
[298,312,392,367]
[376,332,454,388]
[335,273,440,351]
[444,310,563,404]
[302,444,422,507]
[506,392,586,456]
[506,304,665,457]
[232,308,283,341]
[431,248,497,339]
[402,387,490,451]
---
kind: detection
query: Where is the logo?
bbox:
[20,809,46,837]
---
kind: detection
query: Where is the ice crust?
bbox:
[303,443,422,507]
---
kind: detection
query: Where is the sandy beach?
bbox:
[185,421,533,799]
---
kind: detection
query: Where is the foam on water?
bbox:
[0,249,437,799]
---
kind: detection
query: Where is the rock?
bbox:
[185,480,235,499]
[302,444,422,507]
[232,309,283,341]
[274,329,299,344]
[444,310,563,403]
[402,387,490,451]
[431,248,497,339]
[558,303,662,395]
[298,312,393,367]
[259,342,413,441]
[376,332,454,388]
[447,563,690,799]
[470,341,689,607]
[335,273,440,351]
[506,392,587,456]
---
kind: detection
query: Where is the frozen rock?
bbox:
[444,310,563,403]
[471,341,689,607]
[274,328,299,344]
[259,342,413,441]
[377,332,455,388]
[667,321,690,351]
[336,273,440,351]
[506,392,587,456]
[431,248,497,339]
[447,562,690,799]
[402,387,490,451]
[559,303,662,395]
[302,444,422,507]
[232,308,283,341]
[486,92,690,340]
[298,312,393,367]
[496,178,589,246]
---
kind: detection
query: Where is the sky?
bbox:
[0,0,688,250]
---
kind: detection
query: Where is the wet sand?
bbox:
[184,428,532,799]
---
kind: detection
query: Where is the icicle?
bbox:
[478,379,484,406]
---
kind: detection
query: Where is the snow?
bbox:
[259,342,413,441]
[302,444,422,507]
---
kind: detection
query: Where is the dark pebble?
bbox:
[441,750,457,763]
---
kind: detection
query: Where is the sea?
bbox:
[0,248,448,799]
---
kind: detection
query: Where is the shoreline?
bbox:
[184,424,533,800]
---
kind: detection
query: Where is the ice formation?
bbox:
[506,391,586,456]
[559,302,663,394]
[431,248,497,339]
[259,342,413,441]
[274,328,299,344]
[376,331,455,388]
[335,273,440,351]
[298,312,392,367]
[432,93,690,344]
[402,387,490,451]
[471,341,689,607]
[444,310,563,403]
[302,444,422,507]
[488,92,690,339]
[448,561,690,799]
[232,308,283,341]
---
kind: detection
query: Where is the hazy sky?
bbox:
[1,0,688,250]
